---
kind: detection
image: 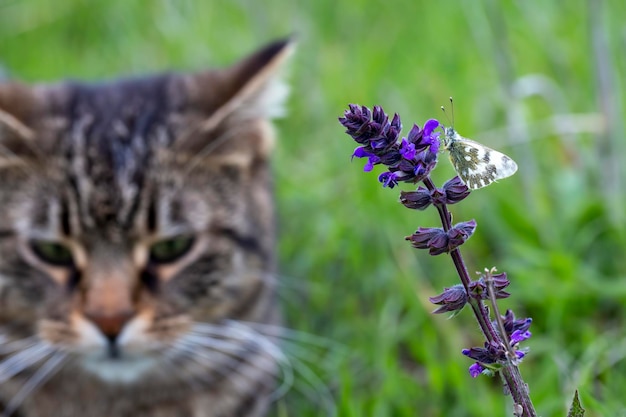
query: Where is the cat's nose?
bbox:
[86,311,134,342]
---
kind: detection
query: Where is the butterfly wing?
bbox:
[447,137,518,190]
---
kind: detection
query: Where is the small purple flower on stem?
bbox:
[401,177,470,210]
[399,138,417,160]
[422,119,441,154]
[468,362,485,378]
[469,272,511,300]
[405,227,446,251]
[352,147,381,172]
[501,310,533,336]
[378,171,400,188]
[406,124,423,146]
[463,309,532,377]
[462,341,503,364]
[447,219,476,249]
[442,176,471,204]
[429,284,468,314]
[400,186,432,210]
[423,118,439,136]
[510,329,532,344]
[406,220,476,255]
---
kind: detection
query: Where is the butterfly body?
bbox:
[442,127,518,190]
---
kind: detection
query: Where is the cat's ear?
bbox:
[0,83,67,164]
[0,82,38,155]
[174,38,294,154]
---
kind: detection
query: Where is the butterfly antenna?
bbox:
[449,97,455,128]
[440,106,452,126]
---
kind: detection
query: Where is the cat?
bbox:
[0,38,293,417]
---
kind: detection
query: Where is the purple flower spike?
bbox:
[339,105,443,188]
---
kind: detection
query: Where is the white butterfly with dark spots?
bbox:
[442,126,518,190]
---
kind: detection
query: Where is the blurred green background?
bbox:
[2,0,626,416]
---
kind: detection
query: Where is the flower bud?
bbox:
[405,227,445,250]
[442,176,471,204]
[469,271,511,300]
[400,187,432,210]
[447,220,477,251]
[429,284,468,314]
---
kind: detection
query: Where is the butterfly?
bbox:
[442,126,518,190]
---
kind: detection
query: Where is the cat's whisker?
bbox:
[0,343,54,383]
[253,272,279,291]
[159,347,220,394]
[163,342,220,386]
[159,350,204,390]
[221,322,294,366]
[185,325,295,401]
[220,321,341,414]
[0,336,39,355]
[217,320,348,373]
[188,325,287,371]
[230,327,296,402]
[172,337,241,376]
[1,350,69,417]
[284,354,338,417]
[227,320,347,352]
[181,331,290,385]
[190,322,299,371]
[169,338,261,394]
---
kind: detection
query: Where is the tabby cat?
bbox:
[0,39,293,417]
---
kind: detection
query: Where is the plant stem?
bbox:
[421,176,537,417]
[422,178,497,342]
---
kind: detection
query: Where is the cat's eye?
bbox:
[30,240,74,267]
[149,236,195,264]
